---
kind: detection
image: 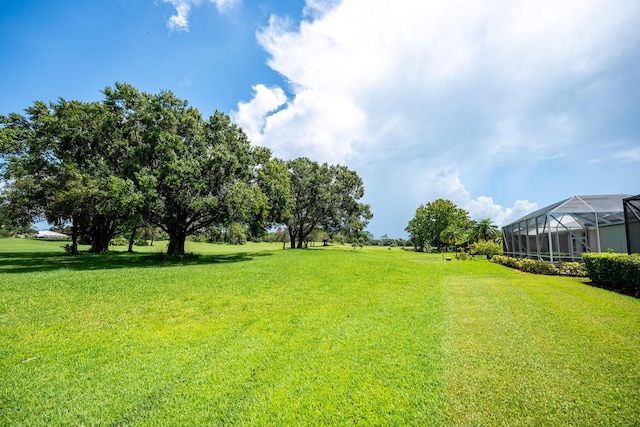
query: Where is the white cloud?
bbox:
[467,197,539,226]
[238,0,638,164]
[589,143,640,163]
[233,84,287,143]
[165,0,191,31]
[612,146,640,162]
[234,84,366,164]
[302,0,341,19]
[232,0,639,235]
[163,0,238,32]
[415,167,537,226]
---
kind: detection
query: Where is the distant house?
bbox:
[35,230,70,239]
[502,194,631,262]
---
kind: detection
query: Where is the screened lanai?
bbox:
[502,194,630,263]
[624,194,640,254]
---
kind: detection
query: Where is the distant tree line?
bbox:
[405,198,501,253]
[0,83,371,255]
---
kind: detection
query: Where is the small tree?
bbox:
[440,225,464,252]
[139,226,163,246]
[406,199,470,251]
[273,227,289,249]
[470,218,500,242]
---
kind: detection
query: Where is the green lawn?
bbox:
[1,239,638,426]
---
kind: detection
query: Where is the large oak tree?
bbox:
[2,83,372,256]
[103,83,272,256]
[0,99,138,253]
[285,157,372,249]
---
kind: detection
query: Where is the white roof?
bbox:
[36,230,70,239]
[505,194,630,227]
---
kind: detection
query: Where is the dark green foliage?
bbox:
[582,253,640,291]
[0,97,142,254]
[405,199,470,251]
[257,158,292,229]
[440,225,465,250]
[2,84,372,256]
[469,218,500,242]
[2,83,333,256]
[101,84,270,256]
[285,157,371,249]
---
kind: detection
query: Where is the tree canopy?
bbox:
[469,218,500,242]
[405,200,504,252]
[285,157,372,248]
[1,83,372,255]
[405,199,470,251]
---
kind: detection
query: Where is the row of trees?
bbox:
[0,83,371,255]
[405,199,500,252]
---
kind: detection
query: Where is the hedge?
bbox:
[582,253,640,292]
[492,255,586,277]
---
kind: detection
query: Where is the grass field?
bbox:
[1,239,639,425]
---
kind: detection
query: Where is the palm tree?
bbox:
[440,225,464,251]
[470,218,499,242]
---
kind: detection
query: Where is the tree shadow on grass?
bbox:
[582,279,640,299]
[0,250,272,274]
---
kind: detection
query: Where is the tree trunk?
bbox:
[167,232,187,256]
[297,226,314,249]
[90,236,110,253]
[128,227,137,252]
[70,220,79,255]
[89,219,117,253]
[289,228,297,249]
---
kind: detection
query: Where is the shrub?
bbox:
[134,238,149,246]
[472,240,503,259]
[110,237,128,246]
[492,255,558,275]
[582,253,640,292]
[557,261,587,277]
[518,258,558,275]
[495,253,636,285]
[492,255,518,269]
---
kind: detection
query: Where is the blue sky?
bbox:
[2,0,639,238]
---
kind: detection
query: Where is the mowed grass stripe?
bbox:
[0,243,448,426]
[444,260,640,426]
[2,240,640,425]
